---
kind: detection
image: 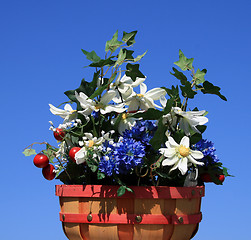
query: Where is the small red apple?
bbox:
[218,174,225,183]
[42,164,56,180]
[53,128,65,141]
[33,153,49,168]
[69,147,81,162]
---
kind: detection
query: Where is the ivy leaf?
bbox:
[122,49,134,60]
[89,57,116,67]
[133,108,163,120]
[122,30,137,46]
[105,30,123,53]
[117,186,126,196]
[64,78,97,110]
[201,81,227,101]
[81,49,101,63]
[150,120,167,150]
[180,81,197,99]
[89,72,117,99]
[174,50,194,71]
[190,133,202,145]
[97,171,105,180]
[114,48,126,67]
[193,68,207,84]
[125,63,145,81]
[134,50,147,62]
[170,67,187,85]
[23,149,36,156]
[162,86,181,104]
[163,98,175,114]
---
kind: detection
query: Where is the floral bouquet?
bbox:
[23,30,230,196]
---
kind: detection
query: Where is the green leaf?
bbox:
[193,68,207,84]
[117,186,126,196]
[190,133,202,145]
[134,50,147,62]
[86,159,98,172]
[180,81,197,99]
[122,49,134,60]
[97,171,105,180]
[125,63,145,81]
[114,48,126,67]
[170,67,187,85]
[201,81,227,101]
[105,30,123,53]
[81,49,101,63]
[133,108,163,120]
[89,57,116,67]
[162,86,181,105]
[122,30,137,46]
[23,148,36,156]
[174,50,194,71]
[149,120,167,150]
[89,72,117,99]
[163,98,175,114]
[42,148,55,163]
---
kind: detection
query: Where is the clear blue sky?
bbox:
[1,0,250,239]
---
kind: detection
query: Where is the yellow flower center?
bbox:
[179,145,190,157]
[70,110,77,114]
[88,140,94,148]
[122,113,128,120]
[137,94,144,98]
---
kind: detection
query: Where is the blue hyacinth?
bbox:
[99,137,145,176]
[123,120,157,145]
[193,139,219,165]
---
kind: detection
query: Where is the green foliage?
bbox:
[125,63,145,81]
[180,81,197,99]
[105,30,123,53]
[23,148,36,156]
[122,30,137,46]
[174,50,194,71]
[81,49,101,63]
[170,67,187,85]
[193,68,207,84]
[201,81,227,101]
[133,108,163,120]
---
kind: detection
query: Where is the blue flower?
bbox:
[123,120,157,145]
[193,139,219,165]
[98,138,145,176]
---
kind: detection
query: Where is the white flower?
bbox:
[49,104,77,123]
[110,71,145,103]
[163,107,208,135]
[75,131,114,164]
[126,83,166,111]
[75,90,126,115]
[111,112,138,134]
[160,136,204,175]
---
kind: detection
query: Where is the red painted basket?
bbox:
[55,185,205,240]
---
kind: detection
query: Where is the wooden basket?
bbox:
[55,185,204,240]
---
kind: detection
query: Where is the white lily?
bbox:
[49,103,77,123]
[75,131,114,164]
[75,90,126,115]
[160,136,204,175]
[126,83,167,111]
[162,107,208,135]
[111,112,138,134]
[110,71,145,103]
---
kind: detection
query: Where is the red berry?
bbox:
[218,174,225,183]
[200,173,212,182]
[69,147,81,162]
[42,164,56,180]
[33,153,49,168]
[53,128,65,141]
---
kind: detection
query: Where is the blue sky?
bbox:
[1,0,250,239]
